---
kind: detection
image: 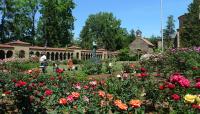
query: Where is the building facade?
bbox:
[129,30,154,54]
[0,40,118,60]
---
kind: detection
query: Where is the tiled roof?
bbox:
[141,38,154,47]
[68,45,81,49]
[0,44,14,48]
[30,46,67,51]
[5,40,30,45]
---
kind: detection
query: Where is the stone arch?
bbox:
[6,50,13,58]
[64,53,66,60]
[60,53,63,60]
[0,50,5,60]
[86,54,88,60]
[29,51,34,57]
[19,50,25,58]
[71,53,73,59]
[51,52,54,61]
[76,52,79,59]
[68,52,70,59]
[47,52,50,60]
[36,52,40,57]
[55,52,59,60]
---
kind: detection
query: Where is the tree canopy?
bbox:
[180,0,200,47]
[0,0,75,47]
[80,12,129,51]
[163,15,175,48]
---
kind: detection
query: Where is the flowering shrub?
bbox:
[1,51,200,113]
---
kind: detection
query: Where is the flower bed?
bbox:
[1,48,200,113]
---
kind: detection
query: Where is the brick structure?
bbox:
[0,40,118,60]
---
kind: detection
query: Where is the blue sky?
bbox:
[73,0,192,38]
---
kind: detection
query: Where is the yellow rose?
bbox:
[196,96,200,105]
[184,94,197,103]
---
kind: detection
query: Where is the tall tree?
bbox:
[0,0,36,43]
[180,0,200,47]
[80,12,128,51]
[38,0,75,47]
[0,0,16,43]
[163,15,175,48]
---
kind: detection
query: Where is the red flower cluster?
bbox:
[64,92,80,104]
[195,82,200,89]
[192,104,200,109]
[98,90,106,98]
[56,68,64,74]
[4,91,11,95]
[15,80,27,87]
[171,94,180,101]
[44,89,53,96]
[170,73,190,88]
[192,66,198,70]
[59,98,67,105]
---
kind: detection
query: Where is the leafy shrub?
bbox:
[117,48,138,61]
[82,60,102,75]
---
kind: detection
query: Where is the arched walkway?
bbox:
[76,52,79,59]
[47,52,50,60]
[29,51,34,57]
[60,53,63,60]
[0,50,5,60]
[19,50,25,58]
[68,52,70,59]
[6,50,13,58]
[55,52,59,60]
[51,52,54,61]
[64,53,66,60]
[36,52,40,57]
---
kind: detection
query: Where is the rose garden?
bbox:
[0,47,200,114]
[1,0,200,114]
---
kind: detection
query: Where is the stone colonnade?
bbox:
[0,45,117,60]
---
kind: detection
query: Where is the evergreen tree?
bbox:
[180,0,200,47]
[38,0,75,47]
[163,15,175,48]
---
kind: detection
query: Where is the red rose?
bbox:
[83,85,89,89]
[195,82,200,89]
[140,67,146,72]
[44,89,53,96]
[167,83,175,89]
[59,98,67,105]
[192,66,198,70]
[38,82,45,87]
[141,73,148,77]
[58,76,62,80]
[159,85,165,90]
[4,91,11,95]
[40,96,44,101]
[15,80,27,87]
[171,94,180,101]
[192,104,200,109]
[50,77,55,81]
[29,95,35,102]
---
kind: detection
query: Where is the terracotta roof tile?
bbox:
[5,40,30,45]
[142,38,154,47]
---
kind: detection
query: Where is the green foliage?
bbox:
[163,15,175,48]
[141,48,200,78]
[82,60,102,75]
[180,0,200,47]
[0,0,39,43]
[80,12,129,51]
[0,0,75,47]
[38,0,75,47]
[118,48,137,61]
